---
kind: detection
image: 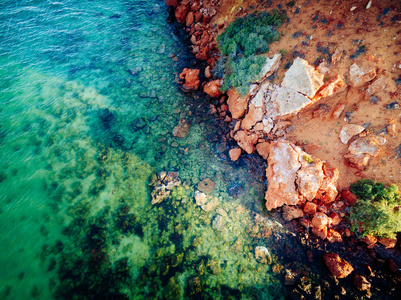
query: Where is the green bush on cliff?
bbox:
[216,10,286,96]
[348,179,401,239]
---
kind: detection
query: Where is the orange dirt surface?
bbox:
[212,0,401,190]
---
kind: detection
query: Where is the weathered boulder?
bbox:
[227,88,248,119]
[349,63,376,87]
[179,68,200,90]
[233,130,259,154]
[339,124,365,144]
[324,253,354,278]
[241,104,264,130]
[255,246,272,264]
[303,202,317,215]
[186,11,194,27]
[265,140,302,210]
[354,274,371,291]
[229,148,242,161]
[332,103,346,119]
[312,212,331,228]
[173,118,191,138]
[327,229,343,243]
[271,86,313,117]
[282,205,305,221]
[362,235,377,249]
[264,140,339,210]
[312,226,328,240]
[165,0,179,7]
[204,79,222,97]
[367,74,387,95]
[282,57,324,98]
[378,237,397,249]
[150,171,181,204]
[256,142,271,160]
[344,136,383,170]
[256,54,282,83]
[175,4,189,23]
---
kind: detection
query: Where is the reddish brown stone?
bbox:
[342,190,358,205]
[175,4,189,23]
[312,226,328,240]
[233,131,258,154]
[324,253,354,278]
[354,274,371,291]
[329,212,342,226]
[194,11,203,22]
[362,235,377,249]
[197,178,215,194]
[204,79,222,97]
[282,205,305,221]
[304,143,321,154]
[378,237,397,249]
[312,212,331,228]
[303,202,317,215]
[196,47,208,60]
[179,68,200,90]
[229,148,242,161]
[327,229,343,243]
[165,0,179,7]
[186,11,194,27]
[255,142,271,160]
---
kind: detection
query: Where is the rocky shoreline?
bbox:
[165,0,401,298]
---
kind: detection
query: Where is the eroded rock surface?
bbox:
[349,63,376,87]
[282,57,324,98]
[179,68,200,90]
[324,253,354,278]
[344,135,384,170]
[265,140,339,211]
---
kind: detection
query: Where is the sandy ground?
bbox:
[212,0,401,189]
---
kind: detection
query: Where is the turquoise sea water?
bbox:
[0,1,287,298]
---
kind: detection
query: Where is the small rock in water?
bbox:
[194,190,208,206]
[212,214,224,231]
[197,178,215,194]
[255,246,272,264]
[158,44,165,54]
[150,171,181,204]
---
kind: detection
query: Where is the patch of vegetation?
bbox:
[279,49,288,56]
[348,179,401,239]
[216,10,286,96]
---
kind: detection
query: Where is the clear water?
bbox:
[0,1,287,298]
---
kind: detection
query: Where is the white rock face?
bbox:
[339,124,365,144]
[255,246,272,264]
[272,86,312,116]
[257,54,282,83]
[282,57,324,98]
[349,63,376,87]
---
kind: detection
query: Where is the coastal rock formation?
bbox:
[282,57,324,98]
[150,171,181,204]
[349,63,376,87]
[179,68,200,90]
[264,140,339,211]
[324,253,354,278]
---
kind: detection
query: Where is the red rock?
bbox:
[344,228,351,237]
[327,229,343,243]
[312,212,330,227]
[194,11,203,22]
[342,190,358,205]
[303,202,317,215]
[354,274,371,291]
[204,66,212,78]
[256,142,271,160]
[324,253,354,278]
[313,75,346,100]
[196,47,208,60]
[175,4,189,23]
[304,143,321,154]
[329,212,342,226]
[378,237,397,249]
[229,148,241,161]
[362,235,377,249]
[299,218,312,228]
[204,80,222,97]
[233,131,258,154]
[331,200,347,211]
[282,205,305,221]
[165,0,179,7]
[179,68,200,90]
[241,104,263,130]
[312,225,328,239]
[186,11,194,27]
[227,88,248,119]
[173,118,191,138]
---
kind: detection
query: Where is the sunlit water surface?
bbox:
[0,0,287,298]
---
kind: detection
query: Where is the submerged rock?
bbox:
[173,118,191,138]
[150,171,181,204]
[324,253,354,278]
[212,214,224,231]
[282,205,305,221]
[194,190,208,206]
[255,246,272,264]
[197,178,215,194]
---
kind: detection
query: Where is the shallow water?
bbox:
[0,1,287,299]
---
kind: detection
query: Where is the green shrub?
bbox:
[216,10,286,95]
[348,179,401,239]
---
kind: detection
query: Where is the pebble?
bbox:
[212,214,224,231]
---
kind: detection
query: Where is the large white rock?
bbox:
[271,86,312,116]
[339,124,365,144]
[282,57,324,98]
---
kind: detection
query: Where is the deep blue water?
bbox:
[0,1,285,298]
